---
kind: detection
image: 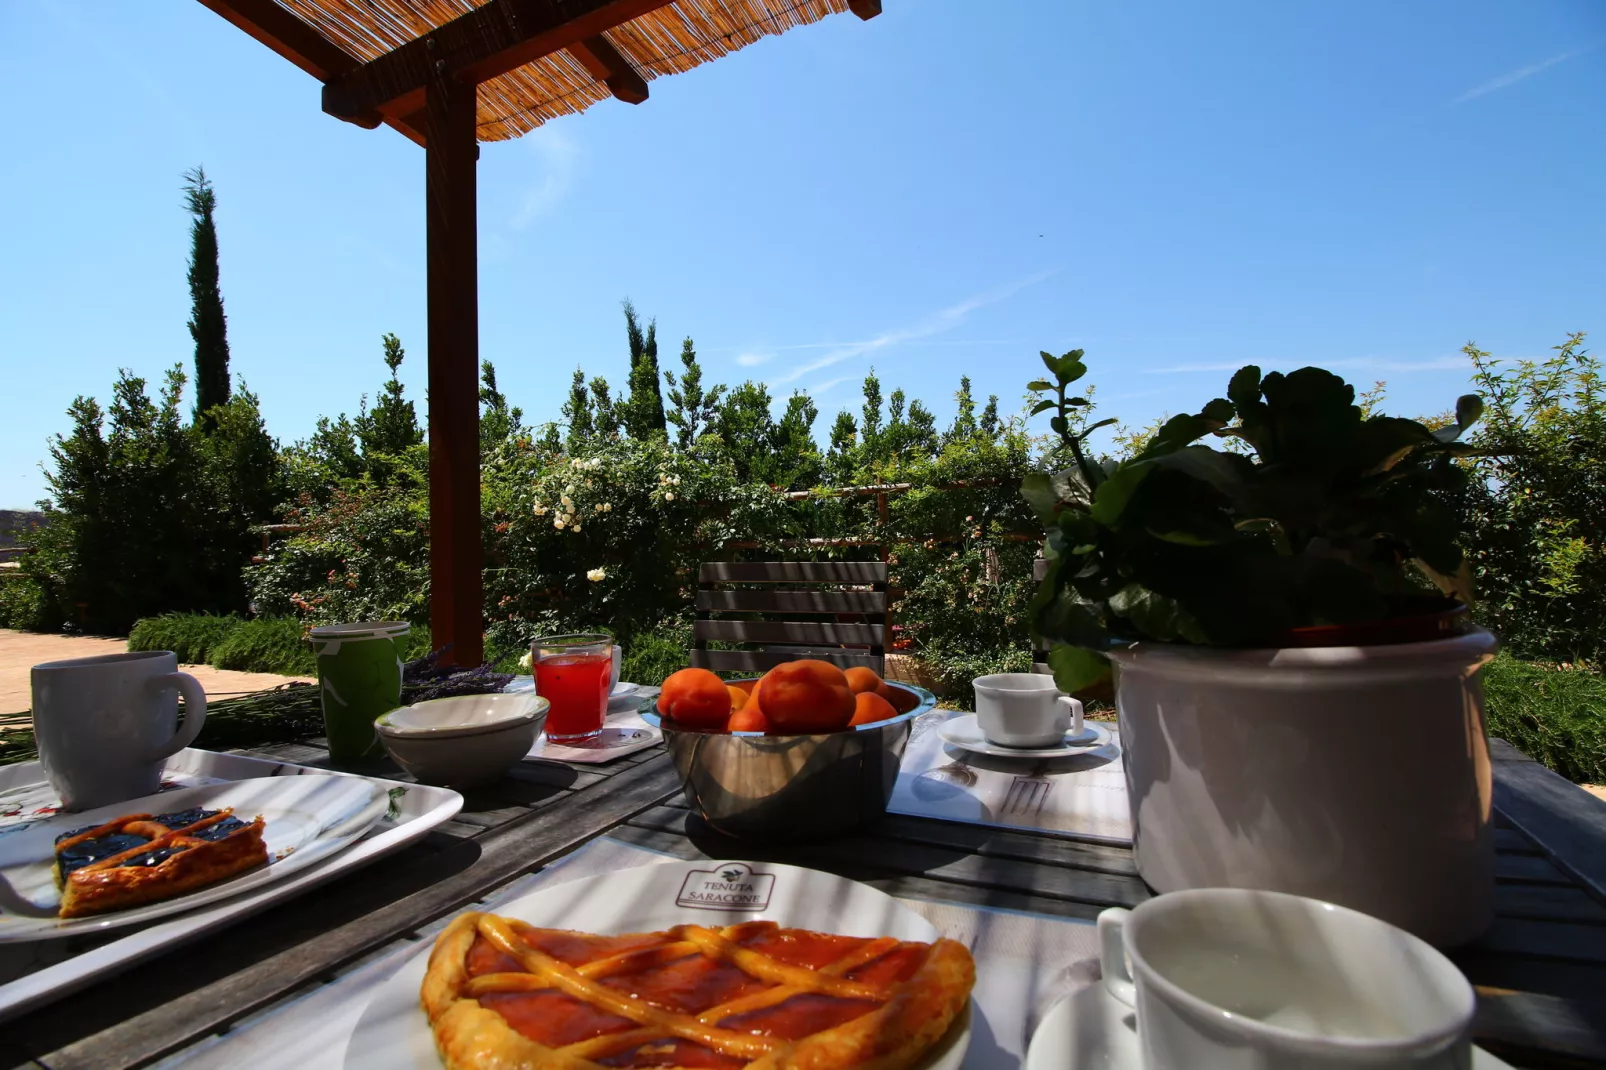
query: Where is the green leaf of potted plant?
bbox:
[1023,350,1498,947]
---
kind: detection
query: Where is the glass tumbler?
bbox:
[533,633,613,743]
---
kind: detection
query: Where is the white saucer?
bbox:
[610,681,640,699]
[1025,982,1516,1069]
[937,714,1111,759]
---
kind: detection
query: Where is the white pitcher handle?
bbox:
[146,671,208,762]
[1058,694,1084,737]
[1098,907,1137,1007]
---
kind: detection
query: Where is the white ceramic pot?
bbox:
[1109,629,1499,948]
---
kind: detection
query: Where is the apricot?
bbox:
[657,667,732,730]
[753,659,855,734]
[729,704,771,733]
[844,666,885,695]
[729,678,758,695]
[727,684,750,712]
[877,682,918,714]
[848,690,898,727]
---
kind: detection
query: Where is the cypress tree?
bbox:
[183,167,231,427]
[979,394,1001,438]
[621,300,666,438]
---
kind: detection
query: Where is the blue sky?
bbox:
[2,0,1602,508]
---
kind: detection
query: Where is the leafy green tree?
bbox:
[771,392,823,490]
[357,333,422,458]
[183,167,231,427]
[713,381,775,483]
[859,370,884,462]
[826,410,858,484]
[665,337,726,449]
[947,377,978,443]
[1461,333,1606,661]
[589,376,621,437]
[979,394,1001,438]
[478,360,525,452]
[563,368,594,445]
[620,300,666,439]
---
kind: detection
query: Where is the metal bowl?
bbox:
[642,681,937,841]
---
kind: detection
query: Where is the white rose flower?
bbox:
[603,503,613,512]
[586,567,606,582]
[517,651,532,671]
[673,475,681,485]
[594,503,604,512]
[565,483,576,494]
[571,522,582,532]
[553,518,565,529]
[663,491,675,502]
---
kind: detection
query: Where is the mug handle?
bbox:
[145,671,208,762]
[1058,695,1084,736]
[1097,907,1137,1006]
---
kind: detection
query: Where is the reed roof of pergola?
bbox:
[204,0,880,143]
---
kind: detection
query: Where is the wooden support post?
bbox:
[425,74,484,667]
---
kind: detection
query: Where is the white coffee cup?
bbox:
[31,651,208,811]
[972,672,1083,747]
[1098,888,1475,1069]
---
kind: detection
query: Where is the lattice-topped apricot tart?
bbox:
[422,914,975,1070]
[52,806,268,918]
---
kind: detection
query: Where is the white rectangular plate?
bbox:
[0,748,463,1021]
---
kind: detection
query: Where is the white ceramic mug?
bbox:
[31,651,208,811]
[1097,889,1475,1069]
[972,672,1082,747]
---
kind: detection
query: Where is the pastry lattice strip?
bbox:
[465,916,925,1062]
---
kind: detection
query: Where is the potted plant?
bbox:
[1022,350,1497,946]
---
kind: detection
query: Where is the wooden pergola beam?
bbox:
[322,0,674,123]
[567,34,649,104]
[848,0,883,19]
[197,0,426,145]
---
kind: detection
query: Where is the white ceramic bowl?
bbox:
[374,693,548,787]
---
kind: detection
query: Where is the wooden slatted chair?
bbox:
[692,561,888,675]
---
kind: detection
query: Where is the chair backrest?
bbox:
[692,561,888,675]
[1032,555,1052,675]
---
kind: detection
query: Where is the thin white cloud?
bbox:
[766,270,1056,387]
[807,375,854,396]
[736,352,772,367]
[1456,44,1596,103]
[1147,356,1469,375]
[512,127,579,229]
[705,339,1024,353]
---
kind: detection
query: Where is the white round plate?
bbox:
[938,714,1111,759]
[0,775,386,941]
[345,858,973,1070]
[1025,984,1517,1069]
[610,681,640,700]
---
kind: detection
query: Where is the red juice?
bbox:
[537,651,612,742]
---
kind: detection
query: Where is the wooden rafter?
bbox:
[321,0,674,123]
[567,34,649,105]
[197,0,426,144]
[848,0,883,19]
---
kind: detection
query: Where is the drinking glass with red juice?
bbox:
[533,634,613,743]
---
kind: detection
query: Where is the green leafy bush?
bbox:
[128,613,242,665]
[1483,654,1606,784]
[619,619,692,687]
[208,617,316,675]
[0,576,49,632]
[1460,334,1606,664]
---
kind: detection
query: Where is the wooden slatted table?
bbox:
[2,734,1603,1069]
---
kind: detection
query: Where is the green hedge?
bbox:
[1483,654,1606,785]
[127,614,432,677]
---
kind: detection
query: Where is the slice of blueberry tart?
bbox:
[52,807,268,918]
